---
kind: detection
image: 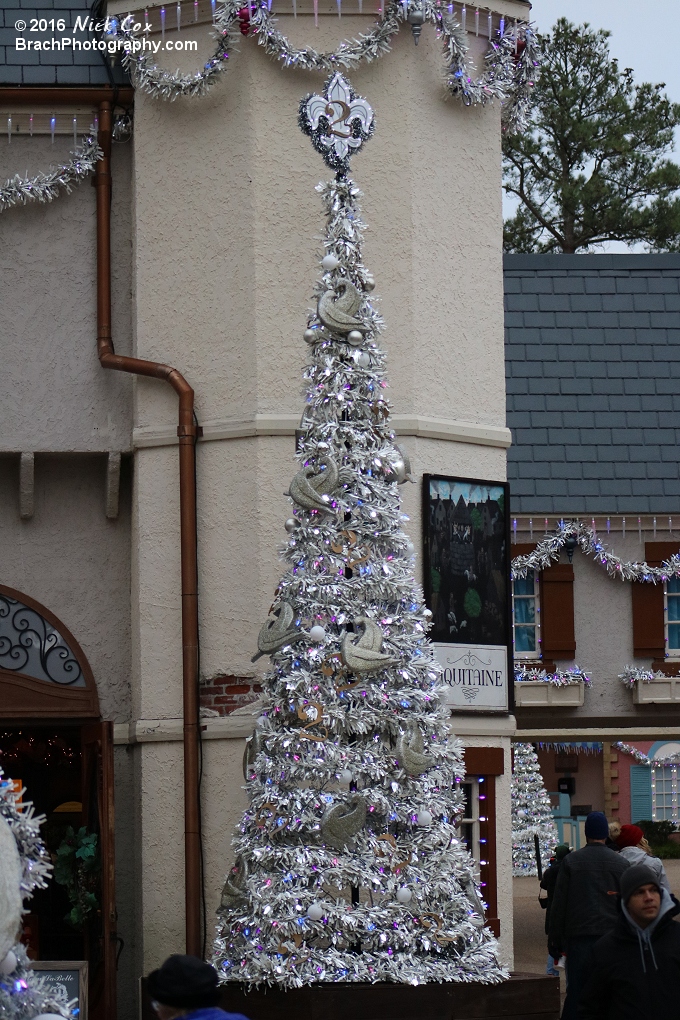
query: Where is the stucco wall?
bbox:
[123,8,512,986]
[514,530,675,720]
[0,453,132,721]
[0,135,132,452]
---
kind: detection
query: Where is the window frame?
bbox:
[651,763,679,822]
[664,577,680,659]
[512,570,541,661]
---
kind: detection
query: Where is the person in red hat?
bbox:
[615,825,671,894]
[147,955,251,1020]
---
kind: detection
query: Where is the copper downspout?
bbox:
[95,100,202,956]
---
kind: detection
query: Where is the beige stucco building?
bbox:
[0,2,530,1014]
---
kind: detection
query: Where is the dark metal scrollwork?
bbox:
[0,596,84,686]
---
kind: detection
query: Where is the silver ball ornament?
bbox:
[322,254,340,271]
[416,809,432,827]
[357,352,370,368]
[304,328,317,345]
[0,950,17,975]
[307,901,324,920]
[284,518,296,533]
[396,886,412,903]
[310,625,326,643]
[405,541,415,557]
[365,275,375,292]
[339,768,353,784]
[347,330,364,347]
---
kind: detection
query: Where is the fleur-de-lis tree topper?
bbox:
[299,72,374,173]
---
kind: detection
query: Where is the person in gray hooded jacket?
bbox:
[578,864,680,1020]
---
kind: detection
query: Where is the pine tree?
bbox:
[511,744,558,878]
[503,19,680,253]
[0,771,71,1019]
[212,73,506,988]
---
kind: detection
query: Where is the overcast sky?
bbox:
[504,1,680,248]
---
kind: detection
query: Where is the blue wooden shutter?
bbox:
[630,765,653,823]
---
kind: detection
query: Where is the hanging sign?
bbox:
[434,643,509,712]
[423,475,512,713]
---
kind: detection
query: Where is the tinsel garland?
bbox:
[0,132,102,214]
[212,87,506,986]
[0,772,71,1020]
[617,665,677,689]
[511,743,558,878]
[514,665,592,688]
[119,0,538,132]
[512,520,680,583]
[0,776,52,900]
[613,742,680,768]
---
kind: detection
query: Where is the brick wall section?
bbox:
[200,675,263,716]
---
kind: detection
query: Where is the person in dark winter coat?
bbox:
[541,844,571,936]
[548,811,630,1020]
[147,955,251,1020]
[579,864,680,1020]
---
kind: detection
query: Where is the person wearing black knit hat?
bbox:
[147,955,251,1020]
[579,864,680,1020]
[548,812,630,1020]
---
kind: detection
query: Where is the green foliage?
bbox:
[53,826,100,929]
[463,588,482,618]
[635,819,680,859]
[469,508,483,531]
[503,19,680,253]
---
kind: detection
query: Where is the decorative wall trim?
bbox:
[114,711,518,744]
[133,414,512,450]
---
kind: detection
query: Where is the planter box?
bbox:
[634,677,680,704]
[514,681,585,708]
[219,974,560,1020]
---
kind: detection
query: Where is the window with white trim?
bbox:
[665,577,680,657]
[458,778,483,865]
[651,764,679,822]
[512,571,540,659]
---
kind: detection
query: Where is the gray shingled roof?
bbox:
[1,0,129,85]
[505,253,680,514]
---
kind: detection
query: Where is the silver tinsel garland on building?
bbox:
[119,0,538,132]
[514,665,592,688]
[511,744,558,878]
[613,742,680,768]
[512,519,680,584]
[0,772,71,1020]
[212,73,506,989]
[0,132,102,214]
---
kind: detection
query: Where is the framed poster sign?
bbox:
[422,475,512,713]
[32,961,88,1019]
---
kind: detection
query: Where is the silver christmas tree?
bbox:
[511,744,558,877]
[213,73,506,989]
[0,771,71,1020]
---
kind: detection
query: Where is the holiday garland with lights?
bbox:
[0,771,71,1020]
[511,519,680,583]
[116,0,538,131]
[0,131,101,215]
[212,73,505,989]
[511,744,557,878]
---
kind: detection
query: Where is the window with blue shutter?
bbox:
[630,765,653,823]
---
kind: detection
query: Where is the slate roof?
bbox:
[505,253,680,514]
[0,0,129,85]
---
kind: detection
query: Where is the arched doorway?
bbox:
[0,585,116,1020]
